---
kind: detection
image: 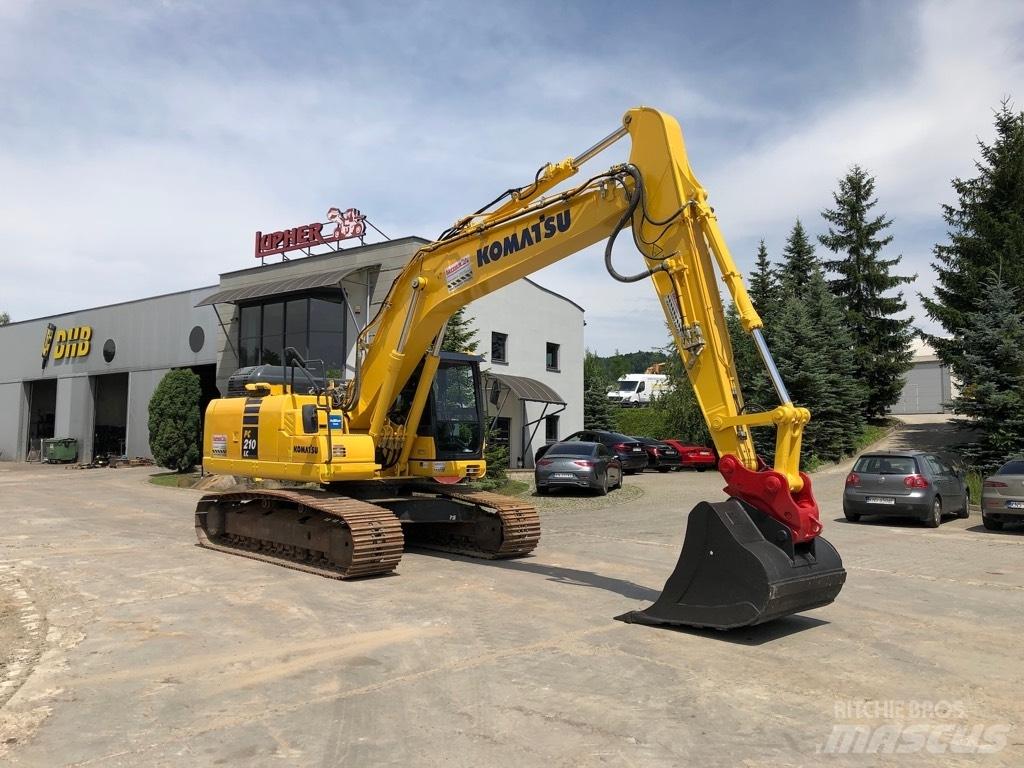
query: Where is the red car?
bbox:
[662,440,717,471]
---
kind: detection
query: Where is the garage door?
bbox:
[891,361,950,414]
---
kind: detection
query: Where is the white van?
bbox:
[606,373,670,407]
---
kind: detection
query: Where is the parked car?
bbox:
[535,441,622,495]
[535,430,648,474]
[661,439,717,471]
[630,436,682,472]
[981,457,1024,530]
[843,451,970,527]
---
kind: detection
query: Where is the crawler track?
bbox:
[195,489,404,579]
[402,485,541,559]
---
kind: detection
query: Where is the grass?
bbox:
[149,471,201,488]
[464,477,530,496]
[966,470,984,506]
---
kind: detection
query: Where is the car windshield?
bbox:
[616,381,639,392]
[853,455,918,475]
[547,443,596,457]
[997,459,1024,475]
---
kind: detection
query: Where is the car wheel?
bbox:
[982,514,1003,531]
[925,497,942,528]
[624,469,638,476]
[957,491,970,519]
[844,508,860,523]
[696,467,706,472]
[658,467,671,473]
[597,474,609,496]
[536,486,548,496]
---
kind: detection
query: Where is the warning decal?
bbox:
[444,256,473,293]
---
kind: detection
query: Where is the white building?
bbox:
[467,279,584,468]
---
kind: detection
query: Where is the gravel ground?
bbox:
[0,416,1021,767]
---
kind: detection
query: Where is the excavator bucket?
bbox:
[617,498,846,630]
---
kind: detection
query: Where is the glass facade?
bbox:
[237,293,346,375]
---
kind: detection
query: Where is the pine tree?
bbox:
[778,220,819,294]
[950,277,1024,469]
[441,307,479,353]
[922,101,1024,371]
[819,165,915,418]
[748,240,781,321]
[583,348,616,430]
[583,383,616,430]
[0,311,9,326]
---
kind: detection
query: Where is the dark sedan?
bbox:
[630,436,682,472]
[535,429,648,474]
[535,442,622,495]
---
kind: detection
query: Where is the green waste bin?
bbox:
[42,438,78,464]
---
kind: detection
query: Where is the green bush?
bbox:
[612,407,668,438]
[148,369,202,472]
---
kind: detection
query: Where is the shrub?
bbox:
[148,369,202,472]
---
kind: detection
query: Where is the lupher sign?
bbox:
[41,324,92,368]
[254,207,367,259]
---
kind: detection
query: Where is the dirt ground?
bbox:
[0,415,1021,767]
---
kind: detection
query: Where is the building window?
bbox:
[546,342,560,371]
[491,332,508,364]
[545,414,559,442]
[237,293,345,374]
[491,417,511,447]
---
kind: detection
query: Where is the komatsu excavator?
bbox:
[196,107,846,630]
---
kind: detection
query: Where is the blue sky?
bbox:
[1,0,1022,354]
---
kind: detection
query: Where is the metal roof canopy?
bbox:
[485,372,565,404]
[195,268,360,306]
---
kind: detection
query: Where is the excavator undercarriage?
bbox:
[195,484,541,579]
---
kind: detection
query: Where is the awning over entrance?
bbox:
[195,268,359,306]
[484,372,564,404]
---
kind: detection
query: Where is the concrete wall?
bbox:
[466,279,584,467]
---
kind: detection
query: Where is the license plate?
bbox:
[632,448,642,453]
[663,450,677,456]
[551,473,574,479]
[698,451,712,456]
[867,497,895,505]
[1007,500,1024,509]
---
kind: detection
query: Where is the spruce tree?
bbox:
[0,311,9,326]
[748,240,781,322]
[778,220,819,294]
[441,307,479,353]
[922,101,1024,371]
[583,349,616,430]
[819,165,915,418]
[950,277,1024,468]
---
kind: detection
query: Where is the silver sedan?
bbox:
[981,458,1024,530]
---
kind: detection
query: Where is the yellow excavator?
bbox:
[195,107,846,629]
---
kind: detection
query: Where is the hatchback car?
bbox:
[662,439,717,471]
[630,436,682,472]
[843,451,970,527]
[981,457,1024,530]
[535,430,648,474]
[535,441,622,495]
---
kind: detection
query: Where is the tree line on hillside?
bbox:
[586,100,1024,471]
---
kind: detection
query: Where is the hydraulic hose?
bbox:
[604,165,668,283]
